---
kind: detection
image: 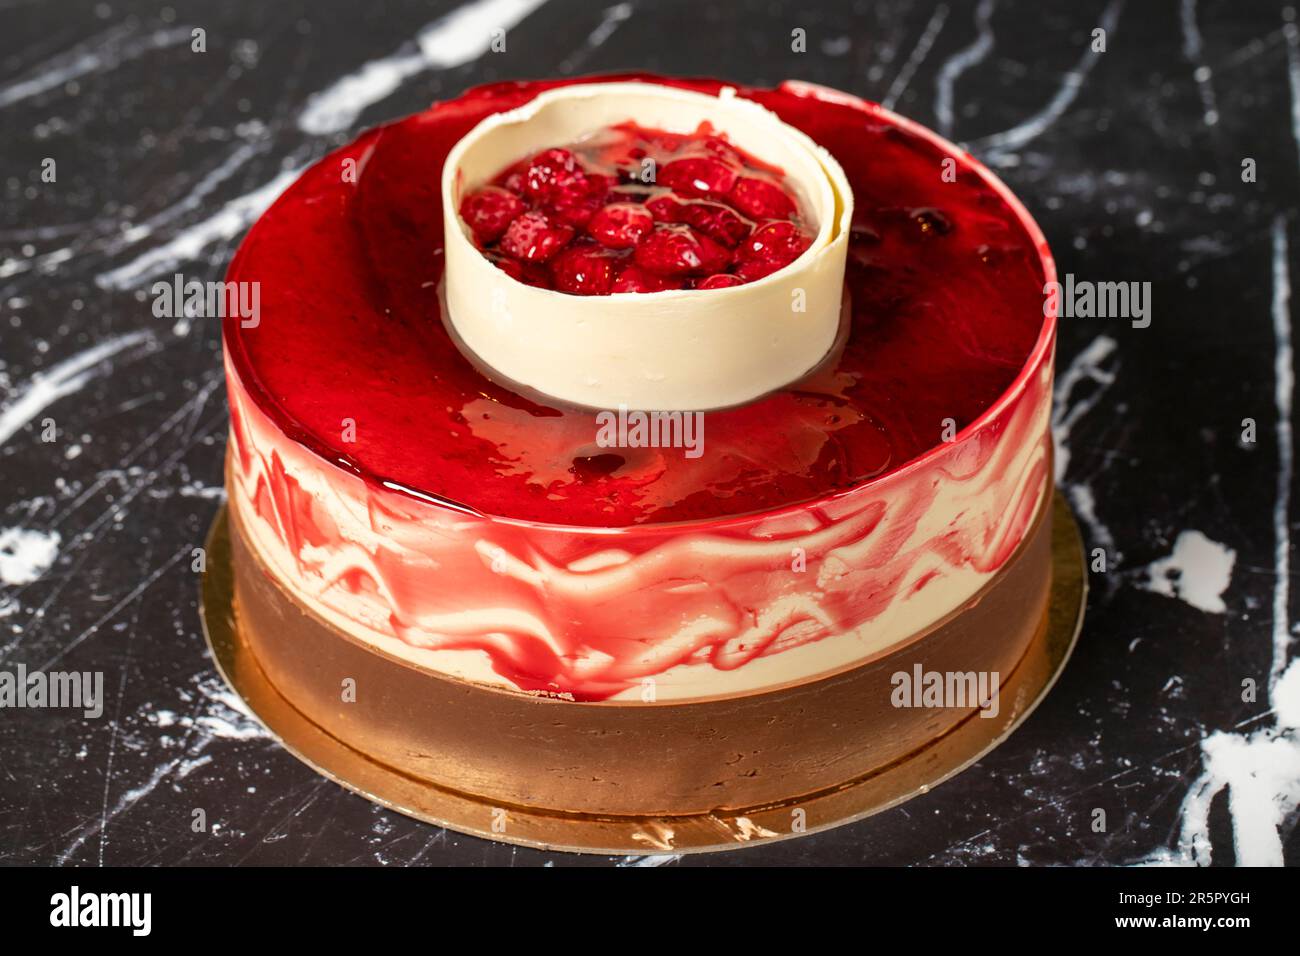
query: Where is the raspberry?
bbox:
[645,194,684,221]
[732,220,812,280]
[459,186,525,244]
[499,210,575,263]
[549,242,617,295]
[728,177,797,220]
[586,202,654,249]
[679,201,751,248]
[701,136,743,164]
[523,148,587,204]
[547,173,611,228]
[659,156,739,197]
[633,224,729,277]
[612,264,685,293]
[464,122,808,295]
[645,195,750,247]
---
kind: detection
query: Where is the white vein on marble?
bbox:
[298,0,551,135]
[1142,217,1298,867]
[0,24,192,109]
[0,330,156,445]
[558,2,634,75]
[1286,8,1300,158]
[1179,0,1220,126]
[971,0,1122,159]
[95,168,300,290]
[56,674,269,866]
[933,0,995,139]
[1269,215,1294,690]
[881,4,948,112]
[1053,335,1120,561]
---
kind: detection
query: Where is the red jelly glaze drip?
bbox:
[224,75,1048,530]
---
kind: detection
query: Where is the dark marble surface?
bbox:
[1,0,1298,867]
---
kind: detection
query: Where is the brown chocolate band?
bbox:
[229,490,1051,817]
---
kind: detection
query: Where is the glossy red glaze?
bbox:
[225,75,1049,529]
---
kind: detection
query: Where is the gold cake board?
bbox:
[200,492,1086,856]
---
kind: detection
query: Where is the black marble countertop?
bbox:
[1,0,1297,867]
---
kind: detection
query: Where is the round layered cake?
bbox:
[221,75,1056,819]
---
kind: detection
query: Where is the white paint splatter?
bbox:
[0,527,61,585]
[56,675,270,865]
[194,677,266,741]
[1141,662,1300,867]
[0,331,155,446]
[1141,216,1297,867]
[95,168,300,290]
[934,0,995,138]
[1139,530,1236,613]
[298,0,551,135]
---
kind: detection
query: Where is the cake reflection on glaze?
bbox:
[222,75,1057,703]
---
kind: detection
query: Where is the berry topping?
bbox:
[546,173,610,228]
[658,156,739,197]
[732,220,813,280]
[522,148,586,203]
[499,210,574,263]
[460,122,810,293]
[728,177,797,220]
[634,224,729,277]
[611,264,685,294]
[697,273,745,289]
[679,200,752,248]
[459,186,525,244]
[645,194,683,222]
[586,202,654,249]
[549,242,617,295]
[645,194,751,246]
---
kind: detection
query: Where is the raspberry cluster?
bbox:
[458,123,814,295]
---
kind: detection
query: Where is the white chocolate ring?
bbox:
[440,82,854,412]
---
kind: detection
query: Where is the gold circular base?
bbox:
[200,492,1086,856]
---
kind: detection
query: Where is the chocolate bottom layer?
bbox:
[230,494,1052,817]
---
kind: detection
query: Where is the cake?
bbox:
[220,75,1057,822]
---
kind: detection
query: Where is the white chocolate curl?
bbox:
[440,82,854,411]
